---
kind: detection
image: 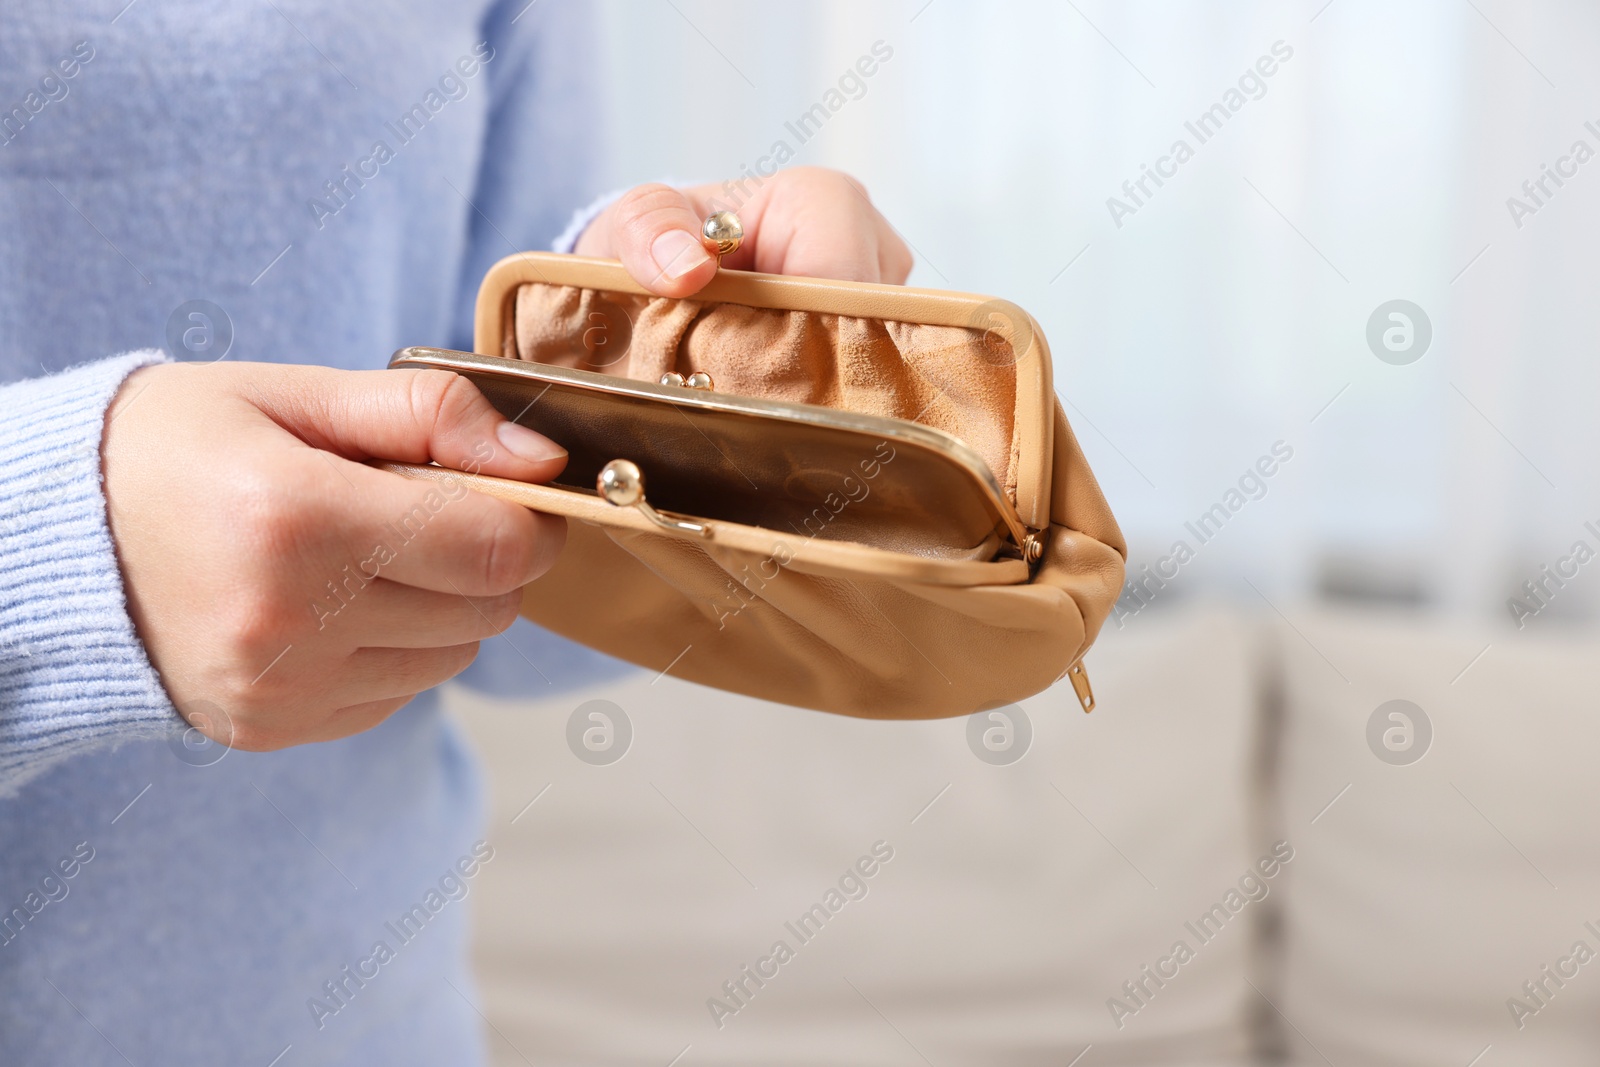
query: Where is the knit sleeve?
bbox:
[445,0,605,351]
[0,351,179,795]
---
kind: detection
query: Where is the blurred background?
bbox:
[449,2,1600,1065]
[588,0,1598,623]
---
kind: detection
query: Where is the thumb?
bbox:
[243,364,568,484]
[589,183,718,297]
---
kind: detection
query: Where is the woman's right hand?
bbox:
[101,361,568,750]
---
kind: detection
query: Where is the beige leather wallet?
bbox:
[383,252,1125,718]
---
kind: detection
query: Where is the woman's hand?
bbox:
[573,166,914,296]
[102,362,568,750]
[101,167,906,752]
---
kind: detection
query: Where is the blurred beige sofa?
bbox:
[446,600,1598,1066]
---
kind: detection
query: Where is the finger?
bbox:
[311,579,522,650]
[239,363,569,486]
[688,168,912,284]
[286,447,568,597]
[330,643,482,706]
[877,225,915,284]
[589,183,718,297]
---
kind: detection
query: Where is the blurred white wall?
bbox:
[590,0,1600,628]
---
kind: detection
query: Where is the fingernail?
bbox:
[651,229,712,281]
[496,420,566,464]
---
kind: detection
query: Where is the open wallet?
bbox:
[381,246,1125,719]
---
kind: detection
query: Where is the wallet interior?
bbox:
[504,281,1024,507]
[392,348,1018,563]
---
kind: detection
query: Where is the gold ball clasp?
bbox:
[702,211,743,257]
[597,459,644,507]
[659,370,715,390]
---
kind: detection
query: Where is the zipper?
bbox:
[1067,660,1095,713]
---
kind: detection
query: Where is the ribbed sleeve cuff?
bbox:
[0,351,178,793]
[550,186,628,253]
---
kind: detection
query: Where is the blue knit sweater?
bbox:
[0,3,616,1062]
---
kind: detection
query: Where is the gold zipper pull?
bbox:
[1067,660,1095,713]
